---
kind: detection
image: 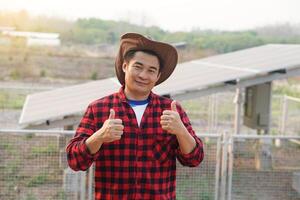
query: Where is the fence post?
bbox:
[214,134,222,200]
[88,164,94,200]
[80,171,86,200]
[219,131,229,200]
[227,132,233,200]
[208,95,213,133]
[280,95,288,135]
[215,94,219,132]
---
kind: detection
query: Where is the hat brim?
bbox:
[115,33,178,85]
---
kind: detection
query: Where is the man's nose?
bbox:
[138,70,148,79]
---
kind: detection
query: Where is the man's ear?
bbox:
[157,72,161,79]
[122,62,127,73]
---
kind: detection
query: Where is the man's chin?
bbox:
[135,81,148,86]
[135,83,148,89]
[134,87,151,95]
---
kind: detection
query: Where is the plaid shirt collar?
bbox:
[117,85,156,107]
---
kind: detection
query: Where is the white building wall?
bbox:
[27,38,61,47]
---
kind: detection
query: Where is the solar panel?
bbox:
[19,44,300,127]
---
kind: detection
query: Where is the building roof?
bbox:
[0,26,16,32]
[2,31,60,39]
[19,44,300,128]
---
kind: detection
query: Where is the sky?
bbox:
[0,0,300,32]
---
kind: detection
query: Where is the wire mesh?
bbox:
[0,131,83,200]
[1,130,300,200]
[231,136,300,200]
[176,136,220,200]
[283,96,300,135]
[0,131,219,200]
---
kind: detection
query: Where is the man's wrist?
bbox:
[174,124,188,137]
[85,132,104,154]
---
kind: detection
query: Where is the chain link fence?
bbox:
[87,134,221,200]
[280,95,300,135]
[176,134,221,200]
[0,130,220,200]
[181,93,294,135]
[1,130,300,200]
[227,134,300,200]
[0,130,74,200]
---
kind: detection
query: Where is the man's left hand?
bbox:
[160,101,186,135]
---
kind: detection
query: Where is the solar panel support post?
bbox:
[265,82,273,135]
[233,87,243,135]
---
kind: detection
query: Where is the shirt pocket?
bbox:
[152,132,175,164]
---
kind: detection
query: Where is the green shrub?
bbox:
[27,173,49,187]
[10,69,21,80]
[90,71,98,80]
[40,69,46,77]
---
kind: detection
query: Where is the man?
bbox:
[66,33,204,200]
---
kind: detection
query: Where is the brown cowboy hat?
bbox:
[115,32,178,85]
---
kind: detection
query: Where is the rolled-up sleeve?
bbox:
[176,104,204,167]
[66,104,98,171]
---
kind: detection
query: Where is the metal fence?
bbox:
[280,95,300,135]
[181,93,300,136]
[1,130,300,200]
[0,130,74,200]
[0,130,220,200]
[222,134,300,200]
[86,134,221,200]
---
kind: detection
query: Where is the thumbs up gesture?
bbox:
[108,108,115,119]
[95,109,124,143]
[160,101,185,135]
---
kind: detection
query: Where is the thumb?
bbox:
[171,101,177,112]
[108,108,115,119]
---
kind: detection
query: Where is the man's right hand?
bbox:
[85,109,123,154]
[96,109,124,143]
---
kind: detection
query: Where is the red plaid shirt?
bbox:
[66,87,204,200]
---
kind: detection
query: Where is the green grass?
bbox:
[177,174,214,200]
[182,99,209,111]
[5,160,20,179]
[10,69,21,80]
[0,142,17,155]
[0,90,26,109]
[27,173,49,187]
[55,190,68,200]
[273,85,300,99]
[25,133,35,140]
[0,142,13,150]
[25,194,37,200]
[30,144,58,157]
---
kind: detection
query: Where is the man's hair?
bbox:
[124,49,163,72]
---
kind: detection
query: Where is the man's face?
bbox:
[122,51,161,99]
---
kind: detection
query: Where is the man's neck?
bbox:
[124,88,150,101]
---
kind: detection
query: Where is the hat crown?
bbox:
[115,32,178,85]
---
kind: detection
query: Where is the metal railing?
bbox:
[219,133,300,200]
[1,129,300,200]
